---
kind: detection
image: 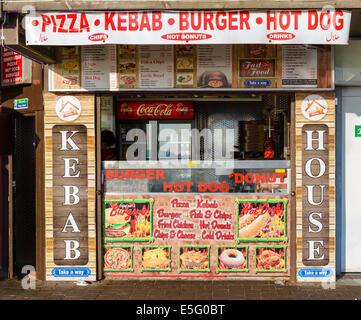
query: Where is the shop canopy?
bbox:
[25,10,351,45]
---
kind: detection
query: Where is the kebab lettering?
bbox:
[59,129,86,261]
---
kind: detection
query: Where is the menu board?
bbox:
[118,45,138,88]
[1,47,32,86]
[175,45,196,88]
[57,46,81,89]
[197,45,232,88]
[81,45,117,90]
[282,45,317,87]
[103,195,289,277]
[139,45,174,88]
[100,95,115,132]
[49,44,332,91]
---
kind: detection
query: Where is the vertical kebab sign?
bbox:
[50,95,92,279]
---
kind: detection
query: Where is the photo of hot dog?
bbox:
[236,200,287,240]
[238,208,270,239]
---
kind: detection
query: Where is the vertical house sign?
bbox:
[302,124,329,265]
[45,94,96,281]
[296,93,335,282]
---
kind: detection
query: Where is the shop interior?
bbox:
[101,93,291,195]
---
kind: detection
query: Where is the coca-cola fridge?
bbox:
[116,101,194,161]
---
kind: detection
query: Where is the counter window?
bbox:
[101,95,291,194]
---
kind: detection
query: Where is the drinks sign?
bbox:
[117,101,194,119]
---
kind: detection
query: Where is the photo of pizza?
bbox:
[103,246,133,271]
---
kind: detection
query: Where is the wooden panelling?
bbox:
[295,92,335,281]
[44,93,96,281]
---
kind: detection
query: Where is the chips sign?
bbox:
[25,10,351,45]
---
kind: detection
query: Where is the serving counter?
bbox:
[102,160,291,278]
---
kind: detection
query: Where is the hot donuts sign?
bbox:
[25,10,351,45]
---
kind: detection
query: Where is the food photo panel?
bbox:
[140,246,172,272]
[254,246,287,273]
[216,246,249,273]
[103,245,133,272]
[236,198,288,242]
[103,199,154,242]
[178,245,210,273]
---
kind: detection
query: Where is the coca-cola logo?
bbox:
[136,104,173,117]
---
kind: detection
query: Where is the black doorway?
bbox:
[13,115,36,273]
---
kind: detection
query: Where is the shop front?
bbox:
[20,9,350,282]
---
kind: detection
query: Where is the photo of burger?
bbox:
[104,199,153,241]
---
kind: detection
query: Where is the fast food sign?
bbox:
[25,10,351,45]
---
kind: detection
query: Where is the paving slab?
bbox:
[0,275,360,300]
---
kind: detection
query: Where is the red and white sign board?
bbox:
[117,101,194,119]
[1,47,32,86]
[25,10,351,45]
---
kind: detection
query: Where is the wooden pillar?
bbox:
[44,93,96,281]
[295,92,335,282]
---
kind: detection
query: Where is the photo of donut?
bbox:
[217,246,248,273]
[254,246,287,273]
[179,246,210,272]
[103,245,133,272]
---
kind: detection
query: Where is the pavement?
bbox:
[0,274,360,300]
